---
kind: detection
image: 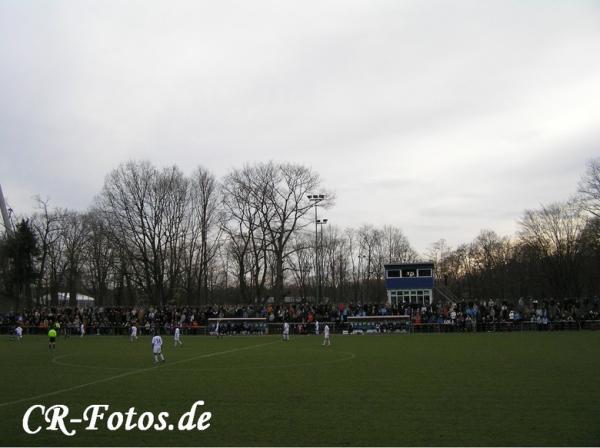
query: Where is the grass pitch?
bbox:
[1,332,599,446]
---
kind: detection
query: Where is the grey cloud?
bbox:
[1,0,599,254]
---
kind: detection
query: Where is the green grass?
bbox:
[1,332,599,446]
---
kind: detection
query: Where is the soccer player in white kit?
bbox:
[152,333,165,363]
[283,322,290,341]
[315,320,320,335]
[15,326,23,341]
[174,326,183,347]
[130,325,138,342]
[322,324,331,346]
[80,323,85,337]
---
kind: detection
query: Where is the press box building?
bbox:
[384,262,435,305]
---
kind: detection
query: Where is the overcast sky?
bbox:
[1,0,599,254]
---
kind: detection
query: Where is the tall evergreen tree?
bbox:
[0,219,39,309]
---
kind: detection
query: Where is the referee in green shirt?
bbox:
[48,328,57,350]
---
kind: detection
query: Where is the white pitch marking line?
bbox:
[0,341,276,408]
[53,348,357,372]
[52,354,139,371]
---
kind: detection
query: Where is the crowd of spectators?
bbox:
[405,296,600,327]
[348,297,600,333]
[1,296,599,334]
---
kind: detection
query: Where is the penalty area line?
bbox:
[0,340,276,408]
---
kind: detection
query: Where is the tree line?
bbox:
[0,160,418,309]
[429,158,600,301]
[1,158,599,309]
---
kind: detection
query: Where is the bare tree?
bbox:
[83,209,116,306]
[427,238,451,286]
[357,224,380,301]
[259,162,323,302]
[578,157,600,217]
[287,234,313,300]
[321,225,351,302]
[380,225,419,264]
[97,161,189,305]
[578,157,600,265]
[30,197,62,303]
[182,166,222,304]
[519,200,587,298]
[222,165,270,303]
[60,210,89,306]
[469,230,513,299]
[45,209,69,306]
[344,228,361,301]
[222,162,324,302]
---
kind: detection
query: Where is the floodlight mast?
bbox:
[0,183,13,236]
[307,194,326,303]
[317,218,328,304]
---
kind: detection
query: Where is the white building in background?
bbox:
[38,292,95,307]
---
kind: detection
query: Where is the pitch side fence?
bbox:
[2,319,600,336]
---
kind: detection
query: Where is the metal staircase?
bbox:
[433,284,461,303]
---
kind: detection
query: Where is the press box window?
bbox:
[418,269,432,277]
[387,270,400,278]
